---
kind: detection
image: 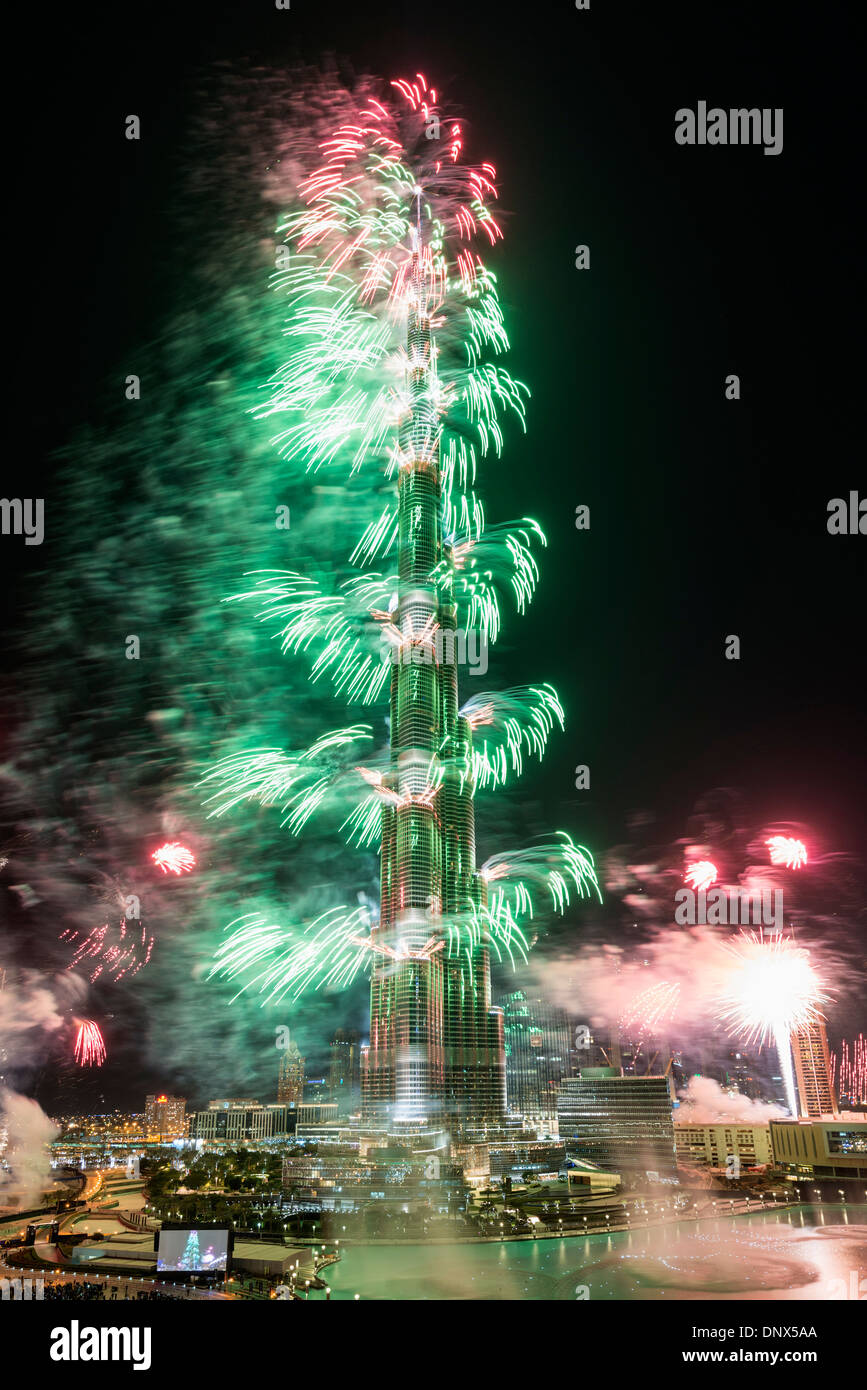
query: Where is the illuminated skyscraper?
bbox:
[144,1093,187,1141]
[204,78,599,1142]
[792,1021,838,1118]
[499,990,572,1124]
[329,1029,362,1108]
[364,248,506,1133]
[277,1035,305,1107]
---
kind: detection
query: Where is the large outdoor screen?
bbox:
[156,1227,229,1273]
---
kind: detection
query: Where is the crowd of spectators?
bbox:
[43,1279,181,1301]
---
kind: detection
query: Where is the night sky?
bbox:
[4,0,864,1110]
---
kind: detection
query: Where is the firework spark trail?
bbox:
[201,72,601,1002]
[831,1034,867,1106]
[459,686,565,790]
[210,907,375,1004]
[60,918,154,983]
[73,1019,106,1067]
[767,835,808,869]
[620,980,681,1036]
[480,834,601,919]
[718,931,830,1116]
[200,726,378,838]
[152,843,196,875]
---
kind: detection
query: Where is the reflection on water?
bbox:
[324,1206,867,1301]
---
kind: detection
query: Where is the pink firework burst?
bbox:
[684,860,718,892]
[73,1019,106,1067]
[152,842,196,875]
[621,980,681,1035]
[60,918,153,983]
[766,836,807,869]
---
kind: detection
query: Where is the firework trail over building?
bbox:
[831,1034,867,1106]
[202,72,600,1128]
[2,63,862,1105]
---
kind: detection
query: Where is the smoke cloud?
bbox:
[0,1088,59,1211]
[676,1074,785,1124]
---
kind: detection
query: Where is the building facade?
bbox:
[499,991,573,1124]
[144,1094,187,1141]
[277,1037,305,1106]
[329,1030,362,1109]
[674,1121,772,1171]
[557,1068,676,1176]
[363,244,506,1135]
[188,1101,294,1144]
[792,1021,838,1118]
[281,1147,466,1213]
[769,1119,867,1181]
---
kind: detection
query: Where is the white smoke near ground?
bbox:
[676,1074,785,1124]
[0,1088,59,1210]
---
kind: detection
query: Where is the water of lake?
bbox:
[323,1205,866,1300]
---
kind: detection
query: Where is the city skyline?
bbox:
[0,0,863,1325]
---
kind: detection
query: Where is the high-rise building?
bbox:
[363,243,506,1135]
[329,1030,362,1108]
[144,1094,186,1141]
[723,1049,766,1101]
[792,1021,839,1118]
[674,1121,772,1171]
[557,1068,677,1176]
[277,1036,305,1106]
[206,86,596,1144]
[499,991,572,1124]
[188,1100,296,1144]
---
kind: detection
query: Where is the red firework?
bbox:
[73,1019,106,1067]
[152,842,196,875]
[60,918,154,983]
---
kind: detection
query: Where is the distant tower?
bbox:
[499,991,572,1124]
[277,1035,305,1106]
[329,1029,362,1108]
[144,1094,187,1141]
[792,1021,839,1117]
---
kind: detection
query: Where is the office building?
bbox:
[674,1121,772,1171]
[769,1118,867,1182]
[144,1094,187,1141]
[277,1036,305,1106]
[792,1021,839,1118]
[557,1068,676,1176]
[499,991,572,1124]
